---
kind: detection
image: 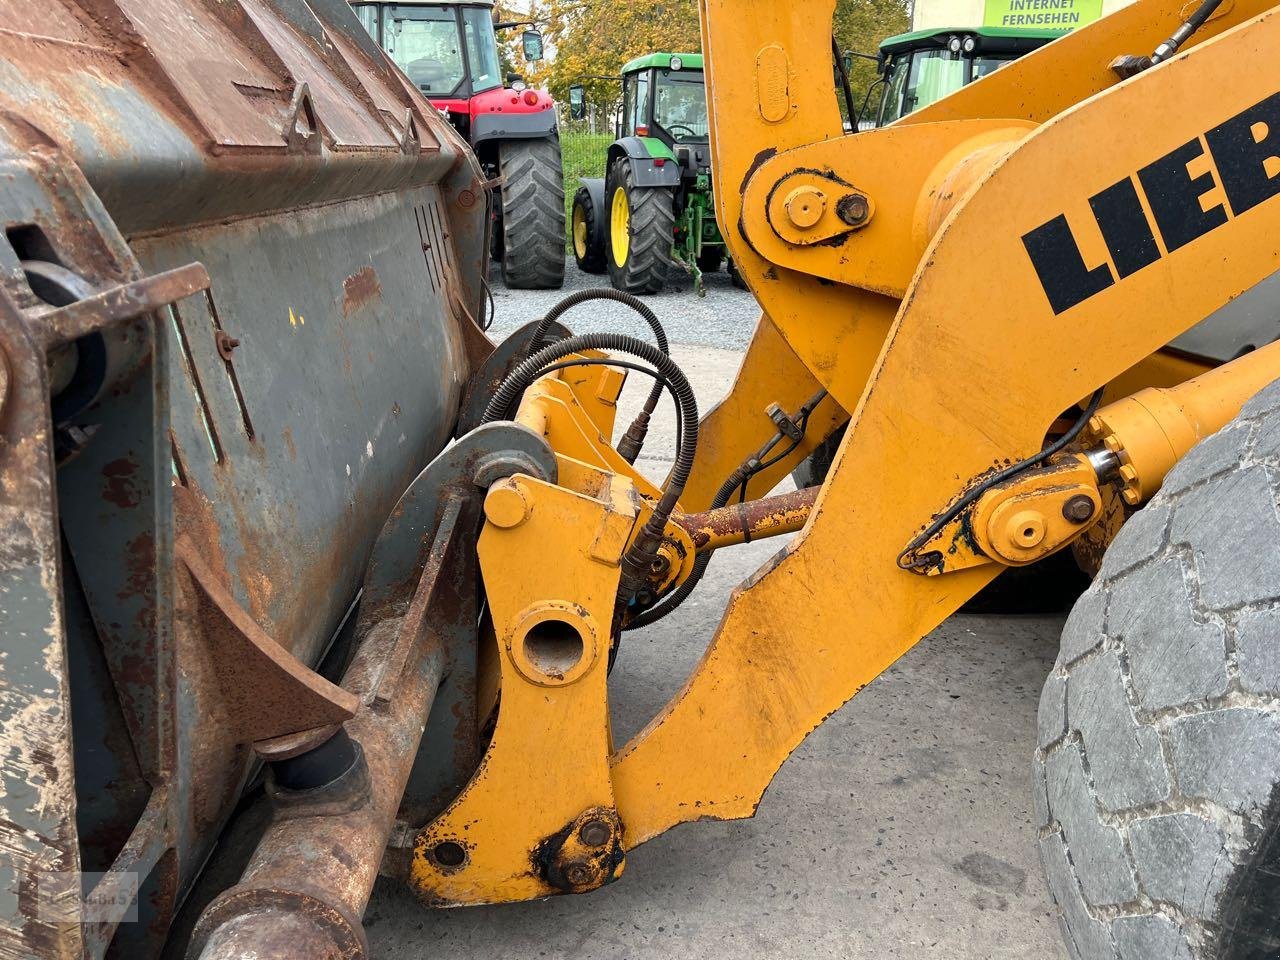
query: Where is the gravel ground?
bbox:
[485,258,762,350]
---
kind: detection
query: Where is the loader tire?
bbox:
[1034,377,1280,960]
[605,158,674,295]
[498,137,565,290]
[572,182,607,274]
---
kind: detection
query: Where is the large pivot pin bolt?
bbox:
[485,480,532,529]
[784,186,827,229]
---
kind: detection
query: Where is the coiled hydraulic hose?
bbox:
[481,332,699,608]
[525,289,672,463]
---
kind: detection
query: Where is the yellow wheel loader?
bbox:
[1,0,1279,957]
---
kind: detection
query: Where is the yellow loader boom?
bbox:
[398,0,1280,944]
[4,0,1279,956]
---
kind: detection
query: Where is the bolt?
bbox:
[1062,494,1096,523]
[579,819,611,847]
[783,186,827,229]
[484,482,532,529]
[566,864,592,886]
[215,331,241,360]
[1007,510,1046,548]
[649,555,672,579]
[836,194,871,226]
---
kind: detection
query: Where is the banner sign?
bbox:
[983,0,1103,28]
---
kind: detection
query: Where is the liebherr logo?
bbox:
[1022,91,1280,315]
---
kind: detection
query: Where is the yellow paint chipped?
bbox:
[288,308,306,328]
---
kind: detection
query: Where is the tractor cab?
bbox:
[617,54,711,174]
[873,27,1064,125]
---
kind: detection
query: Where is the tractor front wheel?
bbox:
[572,183,607,274]
[1036,378,1280,960]
[497,138,565,290]
[605,158,674,295]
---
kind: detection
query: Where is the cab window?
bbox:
[387,6,465,95]
[462,6,501,94]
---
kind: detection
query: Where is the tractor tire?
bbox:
[497,138,565,290]
[697,247,724,274]
[1035,377,1280,960]
[727,256,748,290]
[572,181,607,274]
[605,157,674,295]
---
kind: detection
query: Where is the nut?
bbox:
[1062,494,1096,524]
[578,818,611,847]
[836,194,871,226]
[215,330,241,360]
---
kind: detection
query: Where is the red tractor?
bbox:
[352,1,565,289]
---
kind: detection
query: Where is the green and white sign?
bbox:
[983,0,1103,28]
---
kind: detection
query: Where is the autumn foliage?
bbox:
[499,0,910,118]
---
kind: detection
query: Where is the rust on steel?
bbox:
[176,537,359,744]
[675,486,820,552]
[188,497,469,960]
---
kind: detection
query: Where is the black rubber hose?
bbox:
[528,287,670,356]
[481,332,699,600]
[626,389,827,631]
[833,37,859,129]
[1151,0,1226,61]
[623,463,750,631]
[526,289,671,453]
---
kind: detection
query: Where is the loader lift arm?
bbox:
[398,0,1280,911]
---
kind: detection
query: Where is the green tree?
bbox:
[540,0,909,124]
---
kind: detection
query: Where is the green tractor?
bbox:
[869,26,1065,126]
[569,54,737,295]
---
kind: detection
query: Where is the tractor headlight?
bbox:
[670,56,684,71]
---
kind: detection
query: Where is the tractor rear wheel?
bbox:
[727,256,748,290]
[497,138,565,290]
[605,158,674,295]
[1035,378,1280,960]
[572,183,607,274]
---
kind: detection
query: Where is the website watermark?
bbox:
[29,871,138,925]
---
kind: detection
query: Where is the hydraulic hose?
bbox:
[626,388,828,631]
[481,332,699,606]
[1151,0,1226,62]
[526,289,672,463]
[624,464,750,630]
